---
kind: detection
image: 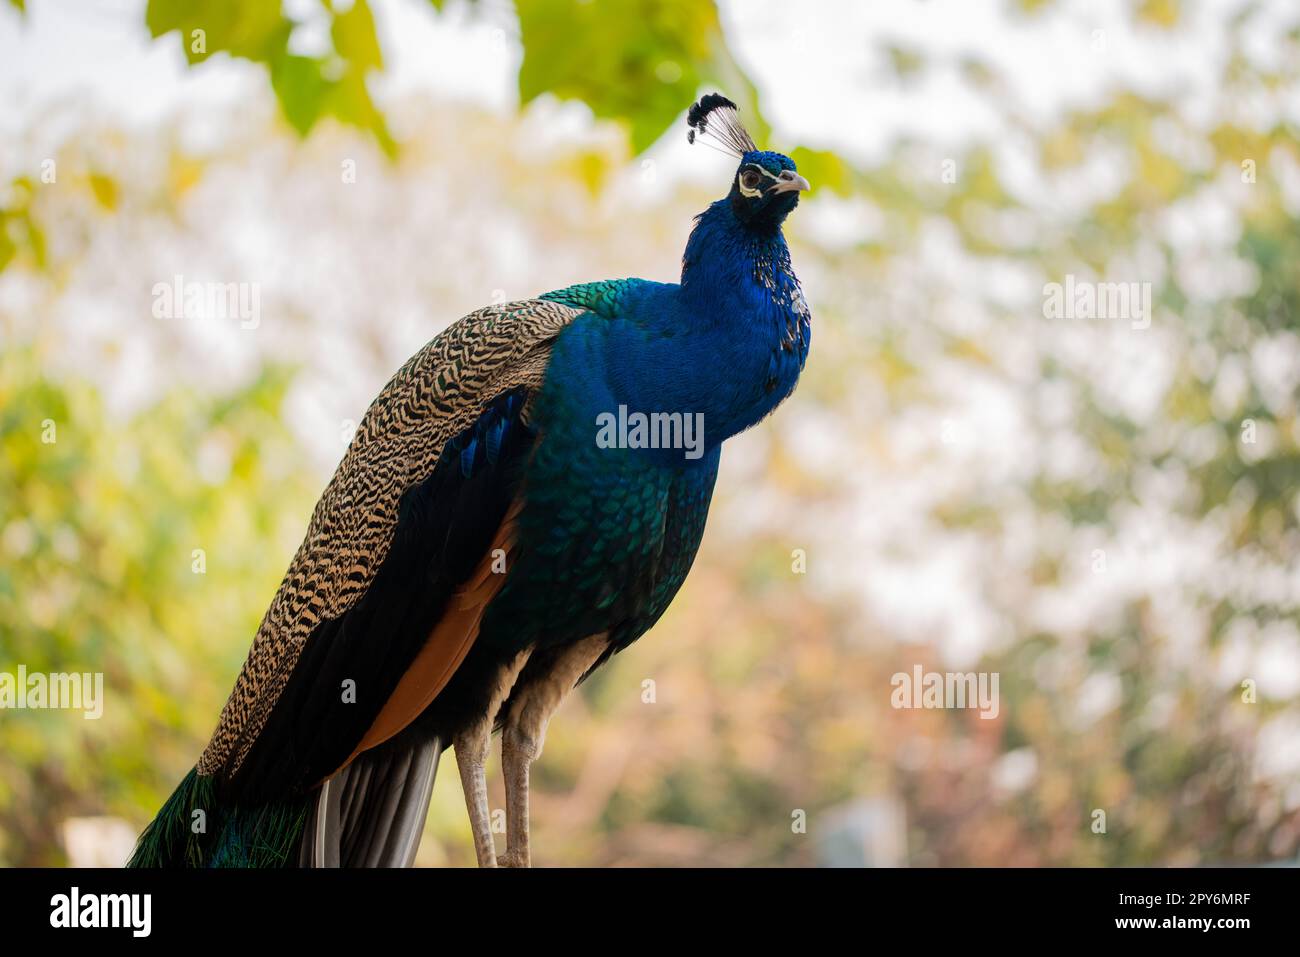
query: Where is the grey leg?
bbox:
[500,634,609,868]
[500,729,533,869]
[453,723,497,868]
[452,649,532,868]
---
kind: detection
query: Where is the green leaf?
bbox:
[145,0,290,65]
[270,55,331,136]
[331,0,384,73]
[790,147,853,197]
[327,68,396,158]
[0,219,15,272]
[146,0,392,154]
[518,0,765,154]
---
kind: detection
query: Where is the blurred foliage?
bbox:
[0,178,45,273]
[2,0,1299,867]
[143,0,396,154]
[29,0,773,157]
[0,347,317,865]
[516,0,763,152]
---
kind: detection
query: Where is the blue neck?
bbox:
[680,200,788,317]
[542,200,811,465]
[661,201,809,445]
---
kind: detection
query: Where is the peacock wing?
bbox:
[196,299,585,799]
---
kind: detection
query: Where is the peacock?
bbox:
[128,94,811,868]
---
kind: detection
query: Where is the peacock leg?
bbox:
[500,634,609,868]
[453,723,497,867]
[499,729,532,869]
[452,650,532,868]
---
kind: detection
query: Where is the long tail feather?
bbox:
[299,736,442,867]
[127,767,311,868]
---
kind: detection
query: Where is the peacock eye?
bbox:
[740,169,762,191]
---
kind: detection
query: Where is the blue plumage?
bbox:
[489,111,812,658]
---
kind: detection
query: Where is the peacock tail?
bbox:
[128,767,309,868]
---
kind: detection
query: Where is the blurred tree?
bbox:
[0,348,317,865]
[516,0,763,152]
[145,0,395,153]
[132,0,761,157]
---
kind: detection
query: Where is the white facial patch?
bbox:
[737,165,780,198]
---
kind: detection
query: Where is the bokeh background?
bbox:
[2,0,1299,867]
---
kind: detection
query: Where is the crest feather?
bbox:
[686,93,757,157]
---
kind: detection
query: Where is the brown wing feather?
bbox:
[340,497,523,767]
[197,300,583,778]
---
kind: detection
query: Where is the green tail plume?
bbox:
[128,767,311,868]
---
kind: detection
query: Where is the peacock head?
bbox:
[687,93,810,232]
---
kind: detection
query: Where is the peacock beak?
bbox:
[771,171,811,194]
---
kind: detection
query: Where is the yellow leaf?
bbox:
[88,173,119,211]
